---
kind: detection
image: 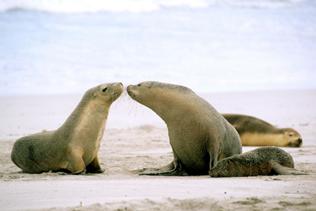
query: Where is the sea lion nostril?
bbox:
[127,85,133,93]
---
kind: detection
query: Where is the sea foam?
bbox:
[0,0,307,13]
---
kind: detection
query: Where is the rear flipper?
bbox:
[270,161,307,175]
[135,161,188,176]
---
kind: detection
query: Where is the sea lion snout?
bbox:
[109,82,124,100]
[112,82,123,89]
[282,128,303,147]
[111,82,123,90]
[107,82,123,89]
[95,82,123,102]
[289,138,303,147]
[126,85,137,98]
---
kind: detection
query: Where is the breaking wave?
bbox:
[0,0,308,13]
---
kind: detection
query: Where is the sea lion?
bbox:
[127,81,242,176]
[223,114,302,147]
[209,147,304,177]
[11,82,123,174]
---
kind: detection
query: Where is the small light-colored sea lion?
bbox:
[223,114,303,147]
[209,147,305,177]
[11,82,123,174]
[127,81,242,176]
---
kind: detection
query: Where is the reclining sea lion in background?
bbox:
[11,82,123,174]
[223,114,302,147]
[127,81,242,176]
[209,146,305,177]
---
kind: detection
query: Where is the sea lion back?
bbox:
[11,131,54,173]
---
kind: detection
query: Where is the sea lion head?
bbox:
[127,81,193,110]
[280,128,303,147]
[127,81,193,116]
[87,82,123,105]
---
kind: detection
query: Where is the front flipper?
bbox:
[270,161,306,175]
[86,157,104,174]
[66,147,86,174]
[137,161,188,176]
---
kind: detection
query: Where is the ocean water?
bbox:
[0,0,316,95]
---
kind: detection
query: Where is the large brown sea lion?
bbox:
[11,82,123,174]
[209,147,304,177]
[223,114,303,147]
[127,81,242,176]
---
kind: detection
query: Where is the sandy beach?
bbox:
[0,90,316,210]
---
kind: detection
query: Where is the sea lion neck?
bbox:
[56,93,109,136]
[149,92,199,124]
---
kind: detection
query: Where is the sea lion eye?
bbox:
[289,133,293,137]
[102,87,108,92]
[137,84,141,87]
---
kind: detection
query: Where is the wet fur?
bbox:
[209,147,304,177]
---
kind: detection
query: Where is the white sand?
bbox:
[0,90,315,210]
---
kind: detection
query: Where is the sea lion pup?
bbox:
[11,82,123,174]
[209,147,305,177]
[127,81,241,176]
[223,114,303,147]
